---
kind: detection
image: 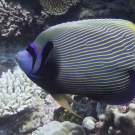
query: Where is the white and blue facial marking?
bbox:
[15,41,54,78]
[15,50,33,75]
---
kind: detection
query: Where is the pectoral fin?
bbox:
[51,94,83,119]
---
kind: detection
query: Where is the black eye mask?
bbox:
[26,41,54,77]
[26,44,37,72]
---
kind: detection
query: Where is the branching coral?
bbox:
[0,0,34,37]
[0,68,44,117]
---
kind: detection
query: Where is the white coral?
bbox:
[32,121,85,135]
[0,68,44,117]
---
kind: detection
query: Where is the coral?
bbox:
[79,8,95,20]
[0,94,61,134]
[98,103,135,135]
[0,0,55,37]
[0,0,34,37]
[32,121,85,135]
[80,0,132,19]
[34,10,52,32]
[0,0,132,37]
[0,68,44,117]
[13,111,42,134]
[39,0,81,15]
[82,116,99,135]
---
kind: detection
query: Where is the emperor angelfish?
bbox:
[16,19,135,105]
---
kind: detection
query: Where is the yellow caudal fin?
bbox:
[51,94,83,119]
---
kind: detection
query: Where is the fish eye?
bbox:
[26,45,37,71]
[44,41,53,53]
[29,41,54,76]
[41,41,54,65]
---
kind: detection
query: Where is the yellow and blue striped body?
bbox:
[30,19,135,105]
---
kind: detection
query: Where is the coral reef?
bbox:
[0,0,56,38]
[0,0,133,37]
[81,102,135,135]
[13,95,61,134]
[52,0,133,27]
[0,0,34,37]
[0,94,61,134]
[0,68,44,117]
[80,0,132,19]
[32,121,85,135]
[99,103,135,135]
[39,0,81,15]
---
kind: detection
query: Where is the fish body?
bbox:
[16,19,135,105]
